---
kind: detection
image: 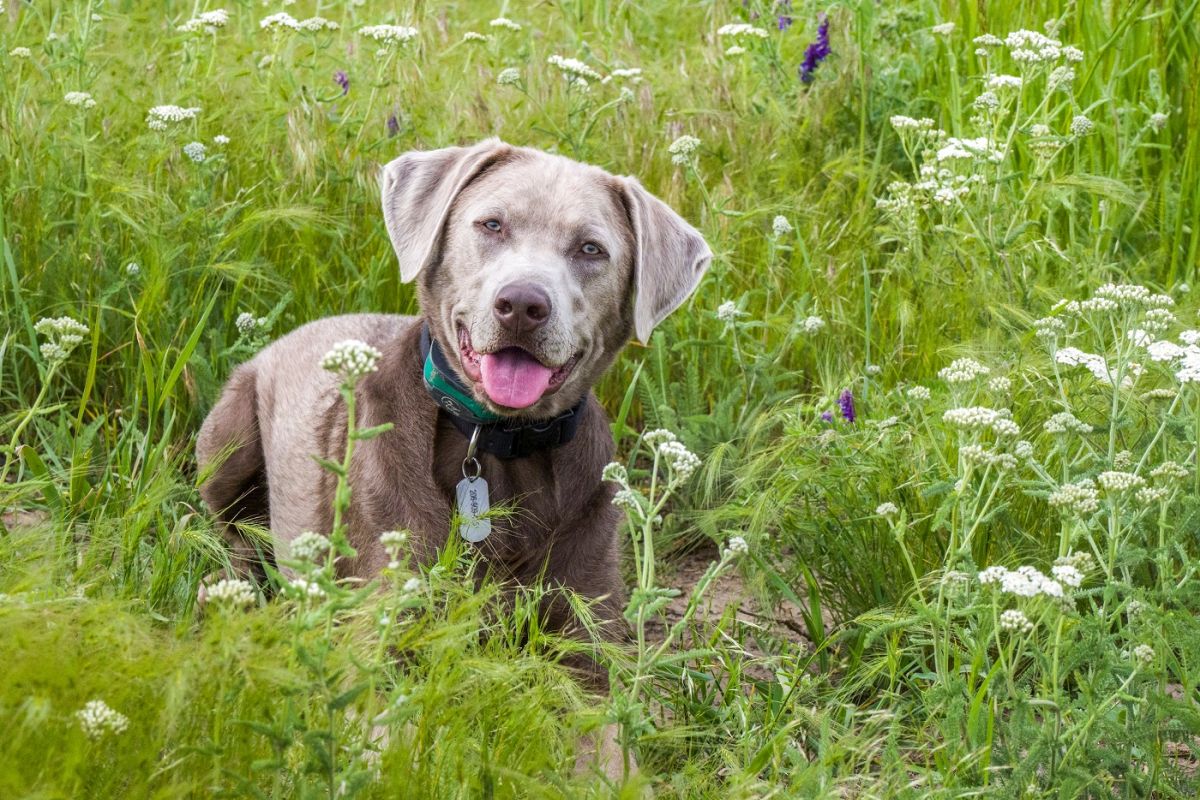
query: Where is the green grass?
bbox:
[3,0,1200,796]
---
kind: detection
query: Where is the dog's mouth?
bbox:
[457,326,578,410]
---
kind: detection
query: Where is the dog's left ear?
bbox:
[620,177,713,343]
[381,138,511,283]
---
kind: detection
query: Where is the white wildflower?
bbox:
[402,577,421,593]
[799,315,825,334]
[291,531,331,563]
[488,17,522,32]
[723,536,749,557]
[987,74,1022,90]
[1131,644,1155,664]
[1136,486,1169,505]
[668,134,701,165]
[906,385,931,402]
[1050,564,1083,588]
[717,23,769,39]
[1096,470,1145,493]
[939,357,990,384]
[1070,114,1094,137]
[772,215,793,237]
[1149,112,1168,131]
[64,91,97,109]
[213,134,230,145]
[973,91,1000,112]
[297,17,339,32]
[1047,65,1075,89]
[973,34,1003,47]
[320,339,381,381]
[658,440,700,481]
[942,406,1005,431]
[204,578,257,608]
[547,54,602,82]
[9,47,33,59]
[931,22,955,36]
[35,316,89,363]
[716,301,741,324]
[259,12,300,32]
[1150,461,1189,483]
[643,429,677,447]
[612,488,640,511]
[1062,45,1084,62]
[1043,411,1091,435]
[496,67,521,86]
[601,462,628,484]
[360,24,418,48]
[76,700,130,739]
[288,576,326,599]
[178,9,229,34]
[1047,479,1100,516]
[182,141,207,163]
[1014,440,1035,460]
[146,104,201,131]
[978,566,1008,585]
[875,502,899,517]
[462,31,487,43]
[125,262,140,276]
[999,609,1033,633]
[724,45,747,57]
[987,376,1011,393]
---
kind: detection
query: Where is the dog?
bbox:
[195,138,711,777]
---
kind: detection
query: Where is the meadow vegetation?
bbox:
[2,0,1199,796]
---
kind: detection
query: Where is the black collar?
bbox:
[419,323,587,460]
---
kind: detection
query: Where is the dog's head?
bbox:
[381,138,711,418]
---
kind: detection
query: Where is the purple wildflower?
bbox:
[777,15,793,31]
[386,112,399,137]
[334,70,349,96]
[838,389,856,423]
[821,410,834,423]
[798,15,831,84]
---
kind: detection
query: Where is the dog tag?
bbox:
[456,476,491,542]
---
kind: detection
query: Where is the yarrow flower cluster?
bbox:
[204,578,257,608]
[906,385,932,402]
[146,104,201,131]
[716,301,742,324]
[76,700,130,739]
[717,23,769,39]
[875,502,899,517]
[178,9,229,34]
[723,536,749,558]
[182,141,207,163]
[489,17,522,32]
[64,91,97,109]
[1131,644,1155,665]
[1047,479,1100,516]
[547,55,602,83]
[772,215,793,237]
[942,406,1017,436]
[10,47,33,59]
[799,315,825,334]
[287,576,326,600]
[978,564,1065,599]
[359,24,419,55]
[939,358,990,384]
[320,339,381,381]
[35,316,89,363]
[1043,411,1092,435]
[1096,470,1146,493]
[999,609,1034,632]
[290,530,331,563]
[496,67,521,86]
[667,134,701,165]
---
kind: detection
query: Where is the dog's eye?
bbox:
[480,219,503,233]
[580,242,605,257]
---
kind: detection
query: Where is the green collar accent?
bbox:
[421,327,501,424]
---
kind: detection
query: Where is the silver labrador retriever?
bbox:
[196,137,711,774]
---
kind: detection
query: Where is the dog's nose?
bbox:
[493,282,551,335]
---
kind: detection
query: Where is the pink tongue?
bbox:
[480,348,553,409]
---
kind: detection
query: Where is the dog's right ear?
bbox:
[380,139,510,283]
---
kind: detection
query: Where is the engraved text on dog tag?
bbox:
[456,476,491,542]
